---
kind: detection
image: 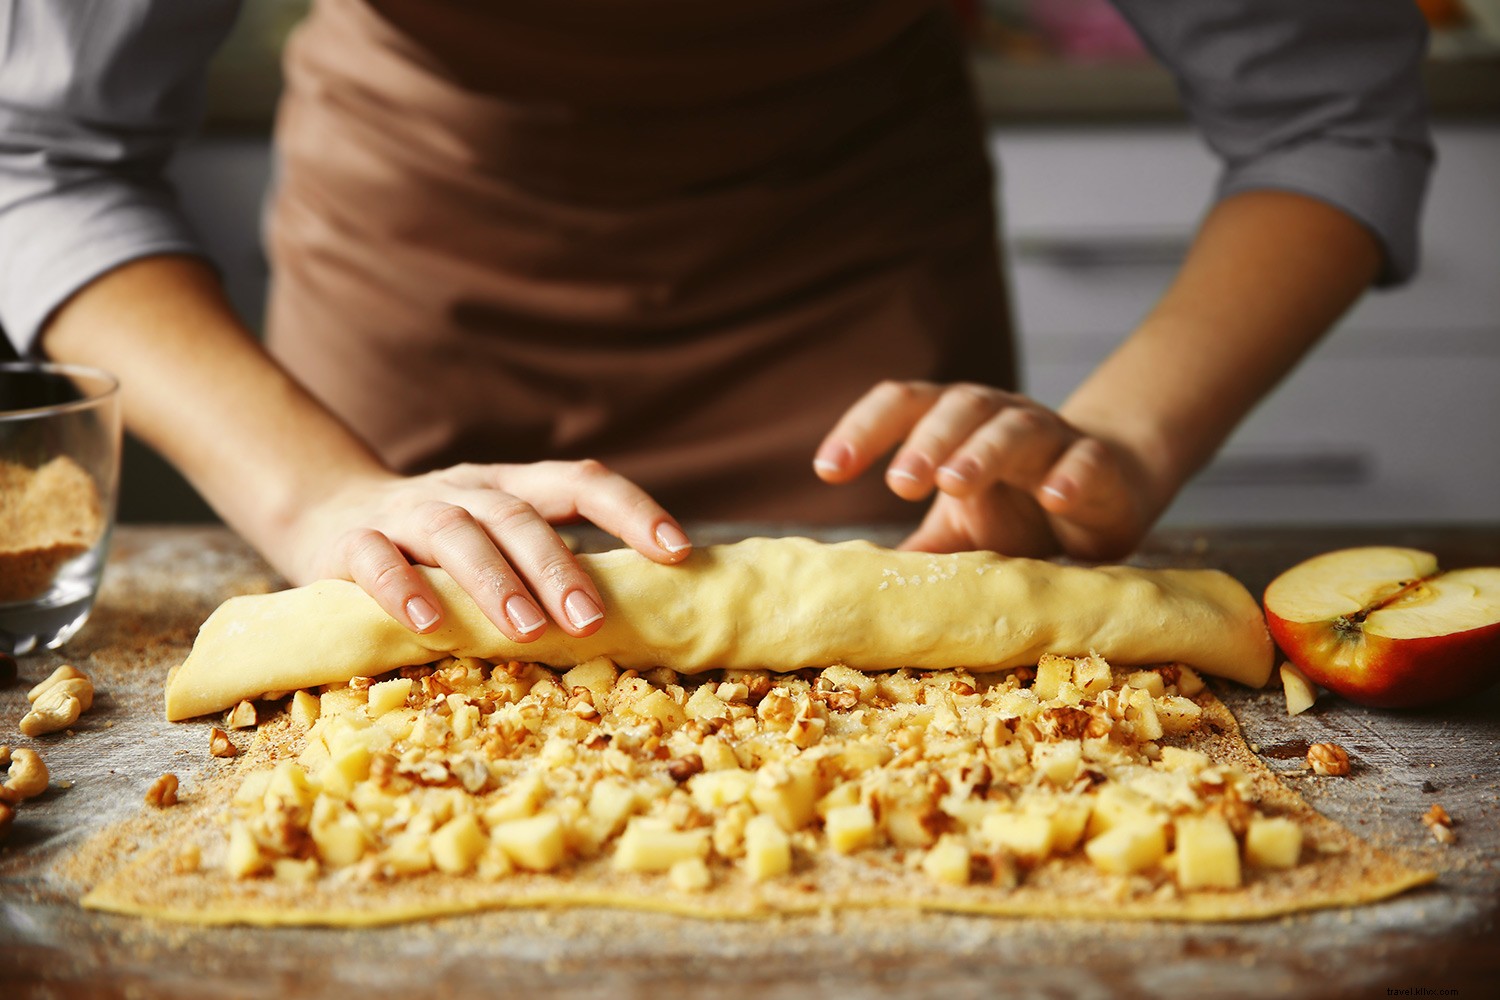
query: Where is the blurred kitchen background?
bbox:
[128,0,1500,528]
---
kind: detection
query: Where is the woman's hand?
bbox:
[813,381,1160,560]
[276,460,693,640]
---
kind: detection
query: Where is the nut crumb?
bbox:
[209,727,239,758]
[145,773,179,807]
[1420,803,1456,845]
[225,700,257,730]
[1307,743,1350,776]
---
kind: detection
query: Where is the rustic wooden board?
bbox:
[2,524,1496,999]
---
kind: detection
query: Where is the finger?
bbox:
[403,500,552,642]
[497,460,693,565]
[465,489,613,637]
[813,381,942,484]
[885,384,1006,501]
[339,528,445,633]
[1036,437,1129,520]
[935,405,1076,498]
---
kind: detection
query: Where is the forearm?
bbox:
[1060,190,1383,516]
[40,255,389,572]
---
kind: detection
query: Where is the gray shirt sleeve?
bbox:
[0,0,241,355]
[1111,0,1434,286]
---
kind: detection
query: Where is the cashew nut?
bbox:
[27,664,86,703]
[19,687,82,737]
[1,747,49,802]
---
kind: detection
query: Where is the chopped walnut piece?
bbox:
[209,727,239,758]
[145,773,180,807]
[666,754,705,783]
[1420,803,1456,845]
[1307,743,1351,776]
[225,699,258,729]
[1038,706,1093,740]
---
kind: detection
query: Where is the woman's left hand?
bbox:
[813,381,1159,561]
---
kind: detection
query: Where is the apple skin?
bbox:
[1265,611,1500,709]
[1264,546,1500,709]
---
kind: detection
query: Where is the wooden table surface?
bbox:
[2,524,1498,1000]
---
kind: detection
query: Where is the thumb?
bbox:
[897,505,972,554]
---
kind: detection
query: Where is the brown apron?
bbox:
[266,0,1014,524]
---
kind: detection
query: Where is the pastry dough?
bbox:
[88,654,1431,925]
[165,537,1274,721]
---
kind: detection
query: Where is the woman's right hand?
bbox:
[275,459,693,642]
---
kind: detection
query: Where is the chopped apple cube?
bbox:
[1245,816,1303,869]
[491,812,567,872]
[273,857,319,884]
[1084,823,1167,875]
[1174,665,1206,696]
[1155,695,1203,734]
[628,688,687,730]
[824,803,878,854]
[1158,746,1211,773]
[684,685,730,721]
[669,857,713,892]
[1073,654,1113,695]
[484,772,546,826]
[921,836,972,886]
[1280,662,1318,717]
[698,736,740,772]
[611,818,709,873]
[1087,784,1160,838]
[1033,655,1073,700]
[1025,798,1092,853]
[1128,688,1164,741]
[319,686,365,718]
[815,781,862,818]
[1175,814,1242,890]
[691,769,756,812]
[431,814,488,875]
[317,741,371,798]
[311,812,371,868]
[366,677,412,717]
[265,762,319,813]
[289,690,321,729]
[1033,740,1082,787]
[383,829,434,875]
[980,811,1054,863]
[743,814,792,881]
[226,823,268,878]
[750,762,819,832]
[883,803,939,849]
[587,779,640,838]
[1126,670,1167,698]
[562,656,619,703]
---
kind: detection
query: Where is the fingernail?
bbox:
[655,522,692,554]
[564,590,604,629]
[813,442,851,475]
[1040,481,1071,504]
[889,467,921,484]
[505,594,547,635]
[406,596,439,631]
[937,464,970,483]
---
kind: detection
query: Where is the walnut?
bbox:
[1307,743,1350,776]
[1037,706,1093,740]
[948,680,976,697]
[209,727,239,758]
[145,773,180,807]
[1421,803,1456,845]
[225,700,257,730]
[369,751,397,787]
[567,687,600,721]
[666,754,705,783]
[1,748,49,803]
[811,689,859,712]
[450,753,492,794]
[348,676,374,693]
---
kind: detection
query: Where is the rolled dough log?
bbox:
[164,537,1274,720]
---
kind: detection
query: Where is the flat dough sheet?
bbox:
[82,684,1431,926]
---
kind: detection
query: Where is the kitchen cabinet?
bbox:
[992,123,1500,526]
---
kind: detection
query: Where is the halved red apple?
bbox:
[1263,547,1500,708]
